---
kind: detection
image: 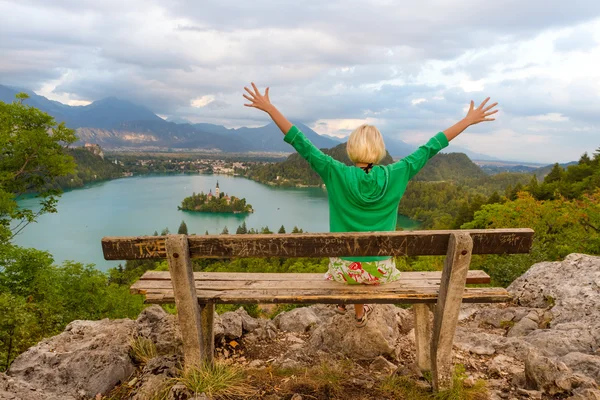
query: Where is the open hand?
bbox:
[465,98,498,125]
[243,83,273,113]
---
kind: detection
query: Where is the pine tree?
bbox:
[221,226,229,235]
[236,221,248,234]
[205,230,209,235]
[579,152,592,165]
[178,220,188,235]
[278,225,286,234]
[153,230,159,236]
[544,163,565,184]
[261,226,272,234]
[292,226,300,234]
[528,175,540,199]
[160,227,170,235]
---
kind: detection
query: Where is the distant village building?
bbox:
[84,143,104,159]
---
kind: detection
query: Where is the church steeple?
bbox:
[215,181,220,197]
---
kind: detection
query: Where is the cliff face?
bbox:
[3,254,600,399]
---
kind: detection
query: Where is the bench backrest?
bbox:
[102,228,534,260]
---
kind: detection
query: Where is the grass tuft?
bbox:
[128,336,158,364]
[434,366,488,400]
[175,362,255,399]
[379,365,488,400]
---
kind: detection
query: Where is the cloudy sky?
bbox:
[1,0,600,162]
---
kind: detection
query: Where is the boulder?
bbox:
[234,307,261,333]
[8,318,136,399]
[131,355,182,400]
[560,352,600,382]
[0,373,76,400]
[525,349,575,395]
[308,304,412,360]
[215,311,243,340]
[507,311,539,337]
[274,307,321,333]
[136,305,182,355]
[569,388,600,400]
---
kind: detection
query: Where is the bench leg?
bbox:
[166,235,204,368]
[413,304,432,373]
[430,232,473,392]
[199,303,215,365]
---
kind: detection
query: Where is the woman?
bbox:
[243,83,498,327]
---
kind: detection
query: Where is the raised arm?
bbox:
[393,97,498,180]
[243,82,292,135]
[443,97,498,141]
[243,82,339,181]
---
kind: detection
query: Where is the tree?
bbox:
[579,152,592,165]
[544,163,565,184]
[236,222,248,234]
[0,93,77,241]
[178,221,188,235]
[153,231,159,236]
[278,225,286,234]
[221,226,229,235]
[205,230,209,235]
[260,226,272,234]
[160,227,170,236]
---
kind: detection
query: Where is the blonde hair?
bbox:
[346,124,386,164]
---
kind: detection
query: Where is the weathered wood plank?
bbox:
[414,304,432,372]
[139,287,510,304]
[166,235,204,368]
[199,303,215,365]
[431,232,473,392]
[135,270,491,284]
[131,278,474,294]
[102,229,533,260]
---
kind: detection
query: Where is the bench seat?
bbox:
[131,270,510,305]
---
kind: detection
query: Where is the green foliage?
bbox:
[278,225,286,234]
[221,226,229,234]
[0,93,77,240]
[463,191,600,286]
[179,192,253,213]
[49,147,123,190]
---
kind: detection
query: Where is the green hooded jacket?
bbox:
[284,125,449,261]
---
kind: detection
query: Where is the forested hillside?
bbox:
[50,147,125,190]
[243,143,483,186]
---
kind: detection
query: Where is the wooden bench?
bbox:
[102,228,533,391]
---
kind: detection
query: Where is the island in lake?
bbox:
[178,181,254,213]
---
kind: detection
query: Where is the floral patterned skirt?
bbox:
[324,257,401,285]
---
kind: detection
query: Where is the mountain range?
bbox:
[0,84,497,160]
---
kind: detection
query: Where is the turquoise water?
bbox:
[13,174,420,271]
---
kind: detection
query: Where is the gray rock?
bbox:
[216,311,243,340]
[560,352,600,381]
[525,349,575,395]
[568,388,600,400]
[0,373,76,400]
[274,307,320,333]
[308,304,411,360]
[168,382,192,400]
[131,355,182,400]
[369,356,397,375]
[8,318,136,398]
[488,354,524,377]
[234,307,261,333]
[507,311,539,337]
[136,305,183,355]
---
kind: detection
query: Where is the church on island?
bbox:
[207,181,231,204]
[178,181,253,214]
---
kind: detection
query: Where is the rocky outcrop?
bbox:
[8,318,136,399]
[309,304,413,360]
[455,254,600,398]
[2,253,599,399]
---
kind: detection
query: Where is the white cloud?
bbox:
[528,113,569,122]
[191,95,215,108]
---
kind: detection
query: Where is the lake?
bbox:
[14,174,420,271]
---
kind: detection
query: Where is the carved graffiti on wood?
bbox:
[133,240,167,258]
